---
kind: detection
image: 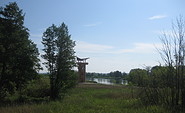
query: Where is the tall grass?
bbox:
[0,84,171,113]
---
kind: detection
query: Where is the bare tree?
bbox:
[158,16,185,110]
[141,16,185,112]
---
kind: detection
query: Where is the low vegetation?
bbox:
[0,83,171,113]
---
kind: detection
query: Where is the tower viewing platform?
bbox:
[77,57,89,82]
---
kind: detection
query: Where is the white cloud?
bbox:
[75,41,114,53]
[75,41,161,54]
[148,15,167,20]
[116,43,162,54]
[83,22,102,27]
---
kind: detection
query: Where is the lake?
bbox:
[86,77,128,85]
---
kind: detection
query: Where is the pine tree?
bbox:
[0,2,41,99]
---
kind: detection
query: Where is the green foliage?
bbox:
[0,75,50,104]
[0,84,171,113]
[42,24,57,74]
[149,66,173,88]
[55,23,76,98]
[63,70,78,89]
[25,77,50,98]
[42,23,76,100]
[128,68,148,86]
[0,2,41,100]
[139,66,175,106]
[42,24,58,100]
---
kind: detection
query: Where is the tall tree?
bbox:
[55,23,76,98]
[0,2,41,99]
[42,23,76,100]
[42,24,57,99]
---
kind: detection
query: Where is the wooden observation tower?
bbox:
[77,57,89,82]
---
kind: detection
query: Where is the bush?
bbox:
[24,77,50,99]
[0,76,50,104]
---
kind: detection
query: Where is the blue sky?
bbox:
[1,0,185,73]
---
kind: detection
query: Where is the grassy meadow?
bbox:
[0,83,171,113]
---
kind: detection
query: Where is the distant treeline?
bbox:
[86,71,127,79]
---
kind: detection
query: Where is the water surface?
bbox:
[86,78,128,85]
